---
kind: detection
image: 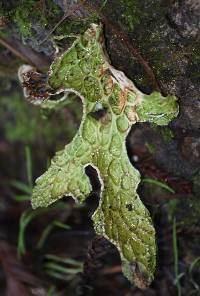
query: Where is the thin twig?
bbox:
[0,36,50,70]
[40,0,87,44]
[101,265,121,275]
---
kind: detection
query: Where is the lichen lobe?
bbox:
[18,23,178,288]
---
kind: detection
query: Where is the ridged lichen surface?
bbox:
[19,24,178,288]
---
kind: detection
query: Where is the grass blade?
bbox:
[37,220,70,249]
[25,146,33,188]
[45,254,83,267]
[173,217,181,296]
[12,194,31,202]
[10,180,32,194]
[142,177,175,194]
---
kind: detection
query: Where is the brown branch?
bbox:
[101,265,122,275]
[0,37,31,64]
[0,36,50,70]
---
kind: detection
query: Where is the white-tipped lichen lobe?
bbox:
[19,24,178,288]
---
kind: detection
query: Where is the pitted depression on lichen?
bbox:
[19,24,178,289]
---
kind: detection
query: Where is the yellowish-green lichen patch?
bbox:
[18,24,179,289]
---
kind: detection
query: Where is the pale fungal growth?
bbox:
[19,24,179,288]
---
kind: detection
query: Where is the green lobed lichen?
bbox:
[19,24,179,288]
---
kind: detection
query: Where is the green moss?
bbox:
[151,125,174,143]
[119,0,141,30]
[0,0,100,45]
[160,127,174,142]
[13,2,33,37]
[0,0,62,38]
[54,13,100,38]
[145,142,156,154]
